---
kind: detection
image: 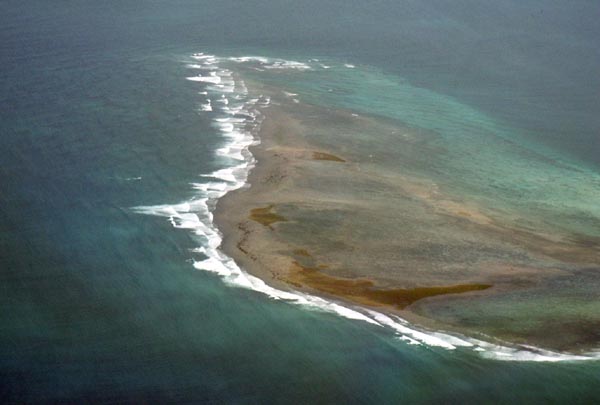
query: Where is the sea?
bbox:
[1,0,599,402]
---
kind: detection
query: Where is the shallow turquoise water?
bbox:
[1,0,599,402]
[248,62,600,240]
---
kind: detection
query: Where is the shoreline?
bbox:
[213,91,600,355]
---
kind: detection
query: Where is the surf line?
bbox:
[132,53,600,363]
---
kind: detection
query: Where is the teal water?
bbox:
[1,0,600,402]
[243,62,600,239]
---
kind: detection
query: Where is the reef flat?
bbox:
[215,92,600,352]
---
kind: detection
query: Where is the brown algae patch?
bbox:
[249,205,287,228]
[293,249,312,257]
[287,261,491,309]
[312,151,346,162]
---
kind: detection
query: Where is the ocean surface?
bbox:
[1,0,599,402]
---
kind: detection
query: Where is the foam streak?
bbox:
[132,53,600,363]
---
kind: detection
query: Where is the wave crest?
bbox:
[132,53,600,363]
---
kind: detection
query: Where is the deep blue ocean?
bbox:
[1,1,599,402]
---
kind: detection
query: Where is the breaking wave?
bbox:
[132,53,600,363]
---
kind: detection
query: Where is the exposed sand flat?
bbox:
[215,96,600,352]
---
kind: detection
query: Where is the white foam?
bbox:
[228,56,271,64]
[344,63,356,68]
[131,52,600,364]
[264,60,311,70]
[364,312,600,361]
[199,100,212,112]
[215,117,246,123]
[228,56,311,71]
[187,73,221,84]
[367,311,460,350]
[469,340,600,362]
[191,53,218,65]
[215,122,234,132]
